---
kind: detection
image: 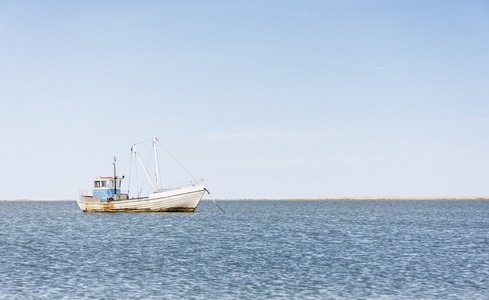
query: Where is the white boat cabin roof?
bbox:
[94,176,122,180]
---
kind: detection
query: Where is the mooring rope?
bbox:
[204,188,225,212]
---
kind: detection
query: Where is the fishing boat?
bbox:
[77,137,206,212]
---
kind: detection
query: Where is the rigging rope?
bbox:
[156,138,197,181]
[128,136,200,197]
[116,151,131,173]
[133,138,152,146]
[134,151,140,198]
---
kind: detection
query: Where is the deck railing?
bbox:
[160,179,204,192]
[79,189,93,197]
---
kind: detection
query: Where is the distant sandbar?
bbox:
[3,197,489,202]
[1,199,75,201]
[209,196,489,201]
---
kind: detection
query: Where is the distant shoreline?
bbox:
[288,196,489,200]
[1,199,76,201]
[209,197,489,201]
[2,197,489,202]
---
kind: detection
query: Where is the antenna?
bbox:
[113,157,117,195]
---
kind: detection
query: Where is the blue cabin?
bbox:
[93,176,122,201]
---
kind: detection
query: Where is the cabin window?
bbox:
[109,180,114,188]
[118,181,121,187]
[94,181,101,188]
[101,181,107,187]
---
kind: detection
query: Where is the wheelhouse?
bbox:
[93,176,123,201]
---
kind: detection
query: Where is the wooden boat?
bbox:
[78,137,205,212]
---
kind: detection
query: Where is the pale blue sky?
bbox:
[1,0,488,199]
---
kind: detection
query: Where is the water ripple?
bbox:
[0,200,488,299]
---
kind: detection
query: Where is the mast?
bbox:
[113,157,117,195]
[153,136,160,191]
[132,144,157,191]
[128,147,132,197]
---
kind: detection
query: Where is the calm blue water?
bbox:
[0,200,488,299]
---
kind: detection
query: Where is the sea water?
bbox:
[0,200,488,299]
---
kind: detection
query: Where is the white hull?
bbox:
[78,185,205,212]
